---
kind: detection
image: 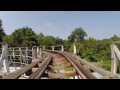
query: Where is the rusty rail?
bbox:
[28,52,52,79]
[3,50,98,79]
[46,50,96,79]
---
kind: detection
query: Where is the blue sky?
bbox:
[0,11,120,40]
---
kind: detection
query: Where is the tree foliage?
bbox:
[11,26,37,47]
[42,36,56,46]
[68,27,87,43]
[2,35,14,46]
[37,32,44,46]
[0,19,6,42]
[54,37,64,45]
[85,37,97,44]
[110,34,120,41]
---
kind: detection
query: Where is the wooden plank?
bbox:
[52,46,54,51]
[3,44,10,73]
[114,44,120,61]
[69,53,115,77]
[111,44,118,74]
[3,52,47,79]
[73,45,76,54]
[8,50,32,51]
[63,53,96,79]
[113,41,120,44]
[32,46,37,59]
[0,42,7,44]
[61,46,64,51]
[29,53,52,79]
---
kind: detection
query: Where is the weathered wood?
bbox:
[0,47,4,71]
[73,45,76,54]
[32,46,37,60]
[111,44,118,74]
[7,47,32,67]
[37,47,39,54]
[25,47,28,64]
[39,48,41,58]
[12,48,15,58]
[0,44,10,74]
[32,68,38,73]
[52,46,54,51]
[28,53,52,79]
[113,41,120,44]
[69,53,115,77]
[114,44,120,61]
[19,48,22,67]
[3,44,10,73]
[43,46,45,50]
[3,52,47,79]
[61,46,64,51]
[8,50,32,51]
[0,42,7,44]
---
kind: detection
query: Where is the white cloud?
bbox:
[46,22,51,27]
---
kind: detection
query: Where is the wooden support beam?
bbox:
[25,47,28,64]
[111,43,120,74]
[73,45,76,54]
[114,44,120,61]
[0,44,10,74]
[19,48,22,68]
[3,44,10,74]
[52,46,54,51]
[43,46,45,50]
[32,46,37,60]
[113,41,120,44]
[3,52,47,79]
[32,68,38,73]
[70,53,115,77]
[39,48,41,59]
[0,48,4,72]
[61,46,64,51]
[12,48,15,58]
[37,47,39,55]
[37,46,40,59]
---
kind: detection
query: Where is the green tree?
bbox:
[55,37,64,45]
[62,40,70,52]
[0,19,6,42]
[42,36,55,46]
[2,35,14,46]
[110,34,120,41]
[85,37,97,44]
[37,32,44,46]
[11,26,37,47]
[68,27,87,43]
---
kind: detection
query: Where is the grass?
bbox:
[101,60,111,71]
[64,68,74,71]
[53,62,71,67]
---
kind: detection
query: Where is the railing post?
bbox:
[19,48,23,68]
[3,44,10,74]
[73,45,76,54]
[32,46,37,60]
[0,44,10,74]
[39,48,41,59]
[25,47,28,64]
[37,46,39,59]
[111,44,117,74]
[52,46,54,51]
[43,46,45,50]
[61,45,64,51]
[12,48,15,58]
[0,45,4,72]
